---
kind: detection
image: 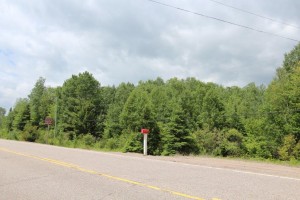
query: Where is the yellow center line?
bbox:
[0,147,221,200]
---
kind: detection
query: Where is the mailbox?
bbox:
[141,129,149,134]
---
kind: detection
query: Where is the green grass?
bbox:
[1,132,300,167]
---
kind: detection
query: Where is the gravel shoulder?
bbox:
[1,139,299,180]
[111,152,300,179]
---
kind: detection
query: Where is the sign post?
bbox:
[141,129,149,156]
[45,117,53,144]
[143,134,148,156]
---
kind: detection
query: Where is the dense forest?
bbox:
[0,43,299,161]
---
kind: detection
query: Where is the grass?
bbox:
[1,132,300,167]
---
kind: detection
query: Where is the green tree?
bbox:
[240,83,265,119]
[29,77,46,126]
[0,107,5,116]
[200,88,225,130]
[264,62,300,145]
[278,134,297,161]
[278,43,300,78]
[120,86,160,154]
[104,83,135,138]
[149,85,170,123]
[59,72,102,137]
[219,129,244,157]
[12,98,30,131]
[1,43,299,160]
[183,78,207,131]
[0,107,5,128]
[160,101,196,155]
[286,64,300,140]
[223,86,244,132]
[97,86,116,135]
[4,108,14,132]
[261,43,300,160]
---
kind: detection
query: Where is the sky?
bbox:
[0,0,299,111]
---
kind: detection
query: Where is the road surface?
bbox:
[0,139,299,200]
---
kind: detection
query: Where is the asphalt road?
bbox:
[0,139,300,200]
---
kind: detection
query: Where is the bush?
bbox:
[7,130,20,140]
[192,128,223,155]
[21,124,39,142]
[244,136,276,159]
[220,140,243,157]
[124,132,143,153]
[103,138,118,149]
[82,133,95,147]
[293,142,300,160]
[278,134,297,161]
[219,129,244,157]
[0,130,8,139]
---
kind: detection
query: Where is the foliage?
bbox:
[0,107,5,128]
[200,88,226,130]
[1,43,300,160]
[120,86,161,154]
[103,83,135,138]
[278,134,299,161]
[28,77,47,126]
[160,101,196,155]
[59,72,102,137]
[21,123,39,142]
[219,129,244,157]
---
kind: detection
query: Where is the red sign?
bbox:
[45,117,53,125]
[141,129,149,134]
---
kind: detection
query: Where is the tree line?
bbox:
[0,43,299,161]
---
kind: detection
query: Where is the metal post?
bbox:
[54,97,58,138]
[143,134,148,156]
[47,124,50,144]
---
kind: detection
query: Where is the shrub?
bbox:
[192,128,224,155]
[244,136,276,159]
[82,133,95,147]
[124,132,143,153]
[104,138,119,150]
[278,134,296,161]
[293,142,300,160]
[219,129,244,157]
[21,124,38,142]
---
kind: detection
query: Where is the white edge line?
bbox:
[1,139,300,182]
[47,145,300,182]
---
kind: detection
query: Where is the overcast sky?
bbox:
[0,0,299,111]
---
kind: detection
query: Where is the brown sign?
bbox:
[45,117,53,125]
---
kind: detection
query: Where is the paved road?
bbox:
[0,139,299,200]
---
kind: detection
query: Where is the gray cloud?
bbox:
[0,0,299,110]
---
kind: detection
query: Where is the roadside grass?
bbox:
[1,132,299,167]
